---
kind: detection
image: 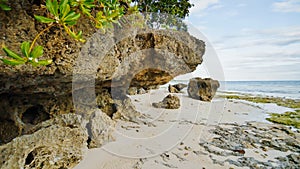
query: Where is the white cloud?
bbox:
[190,0,220,15]
[210,26,300,80]
[273,0,300,13]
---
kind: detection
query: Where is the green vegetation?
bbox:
[221,93,300,128]
[0,0,135,66]
[0,0,10,11]
[133,0,193,18]
[132,0,193,31]
[267,110,300,129]
[222,94,300,109]
[1,42,52,66]
[1,0,193,66]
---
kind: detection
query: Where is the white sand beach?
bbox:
[74,89,299,169]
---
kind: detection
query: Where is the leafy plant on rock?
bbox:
[132,0,193,31]
[0,0,133,66]
[1,42,52,66]
[34,0,84,42]
[1,0,193,66]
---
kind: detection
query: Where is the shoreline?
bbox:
[74,88,300,169]
[217,91,300,129]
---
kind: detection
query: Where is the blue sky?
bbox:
[186,0,300,81]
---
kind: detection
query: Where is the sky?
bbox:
[186,0,300,81]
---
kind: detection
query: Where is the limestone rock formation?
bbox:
[0,114,86,169]
[0,111,115,169]
[112,98,142,122]
[0,4,205,95]
[0,1,206,168]
[187,77,220,101]
[152,94,180,109]
[86,110,116,148]
[168,83,187,93]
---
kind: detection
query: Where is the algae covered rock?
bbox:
[187,77,220,101]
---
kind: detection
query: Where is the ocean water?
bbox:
[165,80,300,99]
[220,81,300,99]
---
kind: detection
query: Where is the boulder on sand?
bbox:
[152,94,180,109]
[187,77,220,101]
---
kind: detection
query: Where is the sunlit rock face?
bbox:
[188,77,220,102]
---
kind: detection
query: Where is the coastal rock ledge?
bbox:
[0,1,206,168]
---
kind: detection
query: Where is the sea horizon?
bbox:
[167,79,300,99]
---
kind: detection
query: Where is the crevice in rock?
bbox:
[21,105,50,125]
[86,137,92,148]
[86,122,93,148]
[25,151,34,166]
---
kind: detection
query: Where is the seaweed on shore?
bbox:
[220,94,300,109]
[266,110,300,129]
[219,93,300,128]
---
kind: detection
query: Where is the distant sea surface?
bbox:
[220,81,300,99]
[166,80,300,99]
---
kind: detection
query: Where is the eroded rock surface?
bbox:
[0,111,115,169]
[0,13,205,96]
[0,114,87,169]
[187,77,220,101]
[200,122,300,168]
[152,94,180,109]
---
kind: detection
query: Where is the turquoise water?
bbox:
[167,80,300,99]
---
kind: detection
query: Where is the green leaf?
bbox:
[59,0,70,19]
[0,4,11,11]
[65,20,77,26]
[34,15,55,23]
[83,1,95,9]
[2,46,24,61]
[46,0,58,17]
[68,29,85,42]
[80,5,92,17]
[110,10,120,19]
[36,59,53,66]
[30,45,44,59]
[65,12,80,21]
[20,41,30,58]
[0,58,25,65]
[64,12,80,25]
